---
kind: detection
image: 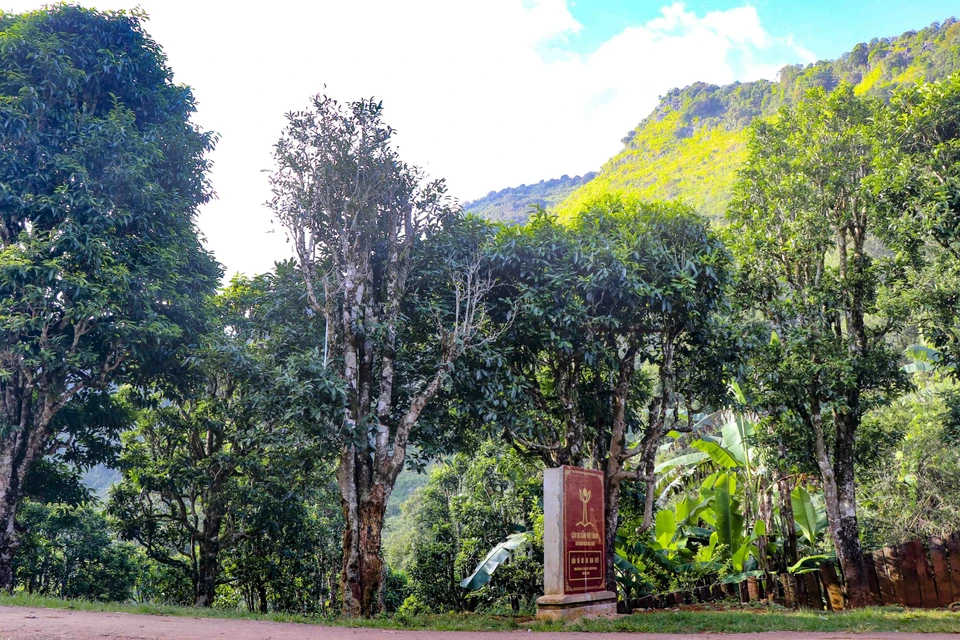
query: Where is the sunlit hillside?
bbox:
[476,18,960,223]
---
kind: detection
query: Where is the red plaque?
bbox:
[562,466,605,593]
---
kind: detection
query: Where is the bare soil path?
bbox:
[0,606,956,640]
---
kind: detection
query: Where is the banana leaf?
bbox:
[721,569,764,584]
[460,532,529,590]
[728,380,748,405]
[676,561,724,573]
[731,519,766,571]
[615,552,643,575]
[789,554,833,574]
[655,451,709,474]
[616,540,677,573]
[692,440,740,468]
[713,473,744,551]
[791,485,821,544]
[675,496,710,527]
[686,526,715,540]
[731,542,760,572]
[654,509,676,549]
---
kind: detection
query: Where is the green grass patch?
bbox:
[561,604,960,634]
[0,593,958,633]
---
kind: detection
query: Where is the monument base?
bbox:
[536,590,618,620]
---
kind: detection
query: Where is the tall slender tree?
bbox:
[0,6,220,589]
[726,85,908,606]
[269,96,495,616]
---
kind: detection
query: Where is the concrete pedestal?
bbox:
[537,466,617,620]
[536,590,618,620]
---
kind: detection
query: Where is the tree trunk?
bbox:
[327,570,338,614]
[0,411,48,592]
[758,476,774,573]
[0,496,18,592]
[832,408,871,607]
[257,583,268,613]
[603,475,622,597]
[194,538,220,607]
[778,476,798,570]
[338,450,389,618]
[809,402,871,607]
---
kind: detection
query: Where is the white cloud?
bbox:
[1,1,813,278]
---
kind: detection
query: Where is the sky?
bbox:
[3,1,958,279]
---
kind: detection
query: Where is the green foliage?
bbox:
[459,533,529,591]
[107,264,341,608]
[0,2,222,399]
[0,5,222,586]
[858,384,960,545]
[384,442,542,614]
[872,72,960,372]
[556,109,749,222]
[726,83,908,484]
[790,486,827,546]
[473,195,732,466]
[789,555,834,575]
[11,7,960,620]
[14,501,141,602]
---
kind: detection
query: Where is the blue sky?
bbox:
[566,0,957,60]
[3,0,955,278]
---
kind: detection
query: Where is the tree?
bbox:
[108,367,251,607]
[109,267,339,607]
[872,72,960,370]
[225,476,344,615]
[858,384,960,545]
[0,6,221,589]
[726,85,908,606]
[269,95,497,616]
[478,197,731,594]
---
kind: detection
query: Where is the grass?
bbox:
[0,593,959,633]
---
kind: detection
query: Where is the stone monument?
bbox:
[536,465,618,620]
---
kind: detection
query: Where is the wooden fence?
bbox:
[633,532,960,611]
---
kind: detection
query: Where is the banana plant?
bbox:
[902,344,944,374]
[656,383,763,522]
[731,519,765,573]
[788,554,834,574]
[790,485,827,546]
[650,385,785,576]
[711,472,744,552]
[614,535,673,607]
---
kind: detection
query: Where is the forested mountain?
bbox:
[474,18,960,222]
[463,172,595,223]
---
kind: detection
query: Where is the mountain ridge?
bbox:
[463,172,596,223]
[467,18,960,223]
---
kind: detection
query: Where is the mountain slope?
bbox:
[556,82,765,221]
[473,18,960,224]
[555,17,960,221]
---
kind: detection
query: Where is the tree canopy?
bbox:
[0,4,220,590]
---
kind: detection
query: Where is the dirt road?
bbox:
[0,606,955,640]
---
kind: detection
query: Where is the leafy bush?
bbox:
[14,501,141,602]
[859,385,960,545]
[384,442,543,613]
